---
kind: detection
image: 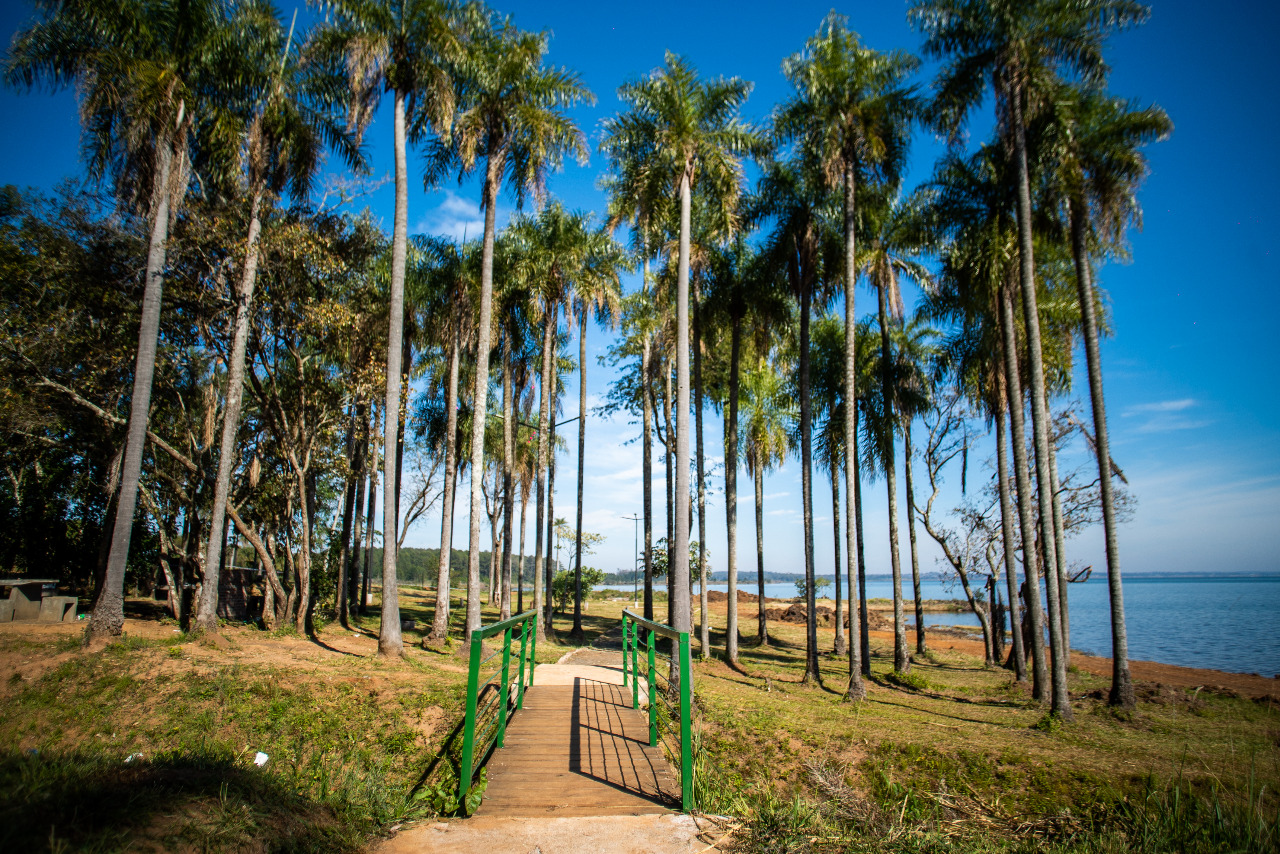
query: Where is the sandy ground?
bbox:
[374,813,717,854]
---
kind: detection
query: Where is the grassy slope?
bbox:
[0,589,1275,852]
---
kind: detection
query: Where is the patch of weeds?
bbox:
[883,669,933,693]
[1033,712,1064,734]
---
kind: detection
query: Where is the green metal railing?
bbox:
[621,609,694,812]
[459,609,537,800]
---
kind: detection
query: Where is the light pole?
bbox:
[623,513,641,608]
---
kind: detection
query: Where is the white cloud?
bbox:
[1120,398,1210,433]
[1123,398,1197,415]
[414,190,483,242]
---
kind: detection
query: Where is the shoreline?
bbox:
[688,594,1280,698]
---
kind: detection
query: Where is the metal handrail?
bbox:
[459,609,537,801]
[620,608,694,812]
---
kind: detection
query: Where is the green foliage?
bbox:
[551,567,605,613]
[795,576,831,598]
[883,668,933,692]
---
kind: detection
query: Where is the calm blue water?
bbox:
[704,574,1280,677]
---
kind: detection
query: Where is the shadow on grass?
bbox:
[0,750,376,853]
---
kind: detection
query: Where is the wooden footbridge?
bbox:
[456,610,695,817]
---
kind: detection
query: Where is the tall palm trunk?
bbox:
[842,164,866,698]
[196,186,266,634]
[854,401,870,677]
[335,406,358,627]
[1069,202,1132,707]
[571,306,589,640]
[544,365,559,636]
[501,332,515,621]
[831,462,844,655]
[349,405,368,617]
[994,374,1027,681]
[798,277,820,685]
[361,407,379,617]
[663,360,675,627]
[754,463,767,645]
[877,288,909,674]
[533,301,556,639]
[430,334,461,640]
[725,314,742,662]
[1010,90,1071,719]
[904,424,925,656]
[641,315,655,622]
[1048,437,1069,662]
[92,140,175,643]
[465,148,503,641]
[517,487,527,613]
[999,282,1049,698]
[377,90,411,657]
[672,173,693,643]
[693,284,709,657]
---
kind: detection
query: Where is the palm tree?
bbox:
[859,188,932,672]
[703,241,785,662]
[6,0,249,642]
[196,9,365,635]
[600,120,674,624]
[569,223,624,640]
[910,0,1148,720]
[426,20,591,639]
[777,11,919,698]
[420,237,477,640]
[316,0,468,657]
[754,154,839,685]
[921,146,1045,692]
[605,52,762,644]
[741,361,793,647]
[1044,86,1170,708]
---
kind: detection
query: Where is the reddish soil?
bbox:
[863,629,1280,701]
[700,596,1280,701]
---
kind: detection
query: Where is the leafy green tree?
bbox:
[196,7,365,635]
[6,0,250,642]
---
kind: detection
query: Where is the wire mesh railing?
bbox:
[459,609,537,803]
[621,608,694,812]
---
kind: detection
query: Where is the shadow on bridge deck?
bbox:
[477,661,678,817]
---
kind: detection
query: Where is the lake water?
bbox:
[702,574,1280,677]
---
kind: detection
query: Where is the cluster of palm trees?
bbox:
[4,0,1167,715]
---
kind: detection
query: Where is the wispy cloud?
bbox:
[1123,398,1197,415]
[1121,398,1211,433]
[413,190,483,242]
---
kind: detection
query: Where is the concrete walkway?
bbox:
[374,813,707,854]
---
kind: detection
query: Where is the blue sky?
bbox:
[2,0,1277,583]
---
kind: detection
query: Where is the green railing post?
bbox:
[530,614,537,685]
[460,633,482,797]
[678,630,694,812]
[621,614,629,687]
[632,621,640,709]
[497,627,512,748]
[647,628,657,746]
[516,619,529,709]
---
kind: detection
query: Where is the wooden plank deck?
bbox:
[477,665,679,817]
